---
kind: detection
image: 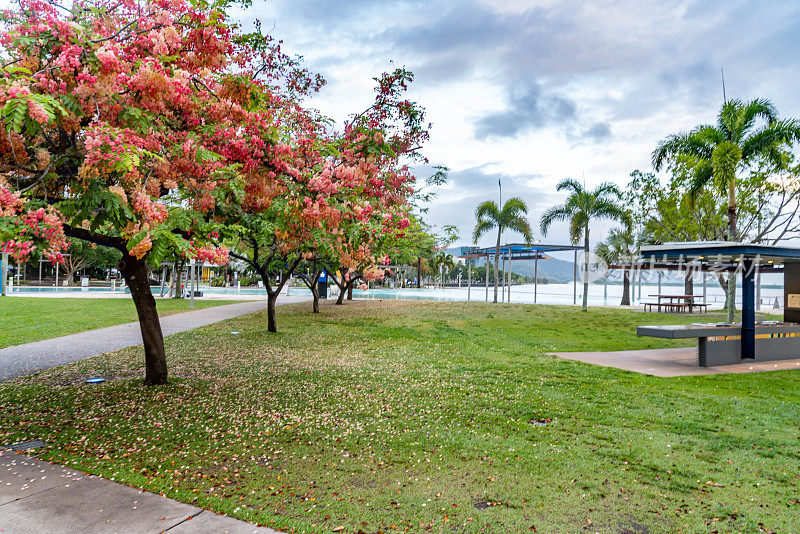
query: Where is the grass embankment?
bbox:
[1,301,798,533]
[0,297,243,348]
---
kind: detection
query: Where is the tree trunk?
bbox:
[336,285,345,305]
[684,271,694,305]
[726,184,738,322]
[416,256,421,288]
[582,227,590,311]
[267,291,278,333]
[717,273,730,313]
[119,256,167,385]
[312,285,320,313]
[493,228,501,303]
[347,284,353,300]
[173,261,184,299]
[621,269,631,306]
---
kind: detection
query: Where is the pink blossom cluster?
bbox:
[1,239,35,261]
[26,100,49,124]
[191,245,229,266]
[95,44,123,73]
[352,203,375,221]
[132,190,168,225]
[83,123,148,170]
[0,185,25,216]
[308,162,340,194]
[130,234,153,259]
[6,84,30,99]
[1,202,68,262]
[362,265,386,282]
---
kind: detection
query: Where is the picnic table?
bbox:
[638,322,800,366]
[644,294,708,314]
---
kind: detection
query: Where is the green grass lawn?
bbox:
[0,297,244,348]
[1,301,798,533]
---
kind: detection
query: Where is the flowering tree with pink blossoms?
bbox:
[211,68,427,327]
[0,0,318,384]
[317,69,429,304]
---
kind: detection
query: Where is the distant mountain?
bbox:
[445,247,576,282]
[507,257,576,282]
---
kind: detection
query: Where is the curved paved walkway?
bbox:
[0,296,310,381]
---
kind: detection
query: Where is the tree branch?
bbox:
[63,225,127,253]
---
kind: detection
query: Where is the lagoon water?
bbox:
[9,277,785,309]
[354,280,785,309]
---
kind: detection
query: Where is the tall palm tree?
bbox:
[652,98,800,321]
[430,251,455,288]
[441,254,455,286]
[596,227,637,306]
[540,179,631,311]
[473,198,533,303]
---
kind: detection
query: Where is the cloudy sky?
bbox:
[238,0,800,251]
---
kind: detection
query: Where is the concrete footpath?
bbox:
[0,296,311,381]
[0,450,280,533]
[549,347,800,377]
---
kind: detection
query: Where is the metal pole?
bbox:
[507,254,512,303]
[38,259,42,284]
[658,271,662,295]
[603,275,607,303]
[167,266,175,298]
[742,261,755,359]
[756,268,762,311]
[501,255,506,303]
[0,252,7,296]
[55,261,59,288]
[467,261,471,301]
[573,249,577,305]
[159,265,167,297]
[534,255,538,303]
[189,259,195,308]
[637,268,642,302]
[485,256,489,302]
[703,272,707,303]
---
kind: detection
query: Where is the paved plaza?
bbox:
[549,346,800,376]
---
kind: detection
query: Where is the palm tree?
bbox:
[652,98,800,321]
[596,227,637,306]
[430,251,455,288]
[540,179,631,311]
[473,198,533,303]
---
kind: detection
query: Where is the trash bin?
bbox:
[318,270,328,299]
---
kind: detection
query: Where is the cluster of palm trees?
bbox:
[652,98,800,321]
[471,97,800,316]
[473,181,630,311]
[429,250,456,287]
[473,198,533,303]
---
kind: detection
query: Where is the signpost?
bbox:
[1,252,7,296]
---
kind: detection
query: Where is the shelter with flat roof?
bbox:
[637,241,800,366]
[459,243,582,303]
